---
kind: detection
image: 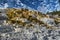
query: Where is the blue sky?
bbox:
[0,0,60,13]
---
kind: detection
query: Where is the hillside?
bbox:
[0,8,60,40]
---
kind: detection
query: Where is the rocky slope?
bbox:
[0,8,60,40]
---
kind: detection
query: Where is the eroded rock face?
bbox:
[5,8,60,29]
[0,8,60,40]
[6,8,45,27]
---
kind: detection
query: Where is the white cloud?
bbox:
[4,3,8,8]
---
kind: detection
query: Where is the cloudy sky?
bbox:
[0,0,60,13]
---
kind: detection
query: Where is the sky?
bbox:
[0,0,60,13]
